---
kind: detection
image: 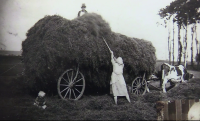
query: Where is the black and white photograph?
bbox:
[0,0,200,120]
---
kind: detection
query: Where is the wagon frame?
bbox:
[57,63,180,100]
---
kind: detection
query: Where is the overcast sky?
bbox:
[0,0,199,61]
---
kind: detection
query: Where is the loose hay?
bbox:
[22,13,156,94]
[3,76,200,120]
[166,79,200,100]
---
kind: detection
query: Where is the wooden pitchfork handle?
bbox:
[102,37,118,61]
[102,37,112,53]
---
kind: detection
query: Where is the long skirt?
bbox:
[110,73,129,97]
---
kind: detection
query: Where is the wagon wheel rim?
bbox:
[131,77,147,95]
[57,69,85,101]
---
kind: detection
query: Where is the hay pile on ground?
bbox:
[166,78,200,100]
[22,13,156,94]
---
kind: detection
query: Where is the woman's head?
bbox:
[116,57,123,65]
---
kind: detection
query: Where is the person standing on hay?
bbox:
[78,3,88,17]
[110,51,131,104]
[102,37,130,104]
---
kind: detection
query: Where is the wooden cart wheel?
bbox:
[131,77,147,95]
[57,68,85,100]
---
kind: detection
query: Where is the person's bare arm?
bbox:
[111,51,115,64]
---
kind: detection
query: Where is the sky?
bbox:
[0,0,199,61]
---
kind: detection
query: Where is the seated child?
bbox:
[33,91,47,109]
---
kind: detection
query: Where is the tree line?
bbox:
[158,0,200,67]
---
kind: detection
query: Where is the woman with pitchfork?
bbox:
[102,37,130,104]
[110,50,131,104]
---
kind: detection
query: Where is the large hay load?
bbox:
[22,13,156,94]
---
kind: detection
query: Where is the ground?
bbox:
[0,56,200,120]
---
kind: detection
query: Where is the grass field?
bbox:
[0,56,200,120]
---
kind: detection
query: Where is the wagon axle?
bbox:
[136,83,141,89]
[69,82,74,89]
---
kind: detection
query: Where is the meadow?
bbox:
[0,56,200,120]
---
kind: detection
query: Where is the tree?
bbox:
[168,18,172,65]
[191,24,195,66]
[158,0,200,67]
[184,13,188,67]
[195,20,200,65]
[196,53,200,65]
[172,17,175,65]
[177,24,182,65]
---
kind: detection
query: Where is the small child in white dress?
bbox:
[33,91,47,109]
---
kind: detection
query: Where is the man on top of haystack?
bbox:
[78,3,88,17]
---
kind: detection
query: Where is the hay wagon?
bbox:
[22,14,156,101]
[56,39,155,101]
[56,65,161,100]
[56,63,167,100]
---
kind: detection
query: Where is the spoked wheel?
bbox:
[57,68,85,101]
[131,77,147,95]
